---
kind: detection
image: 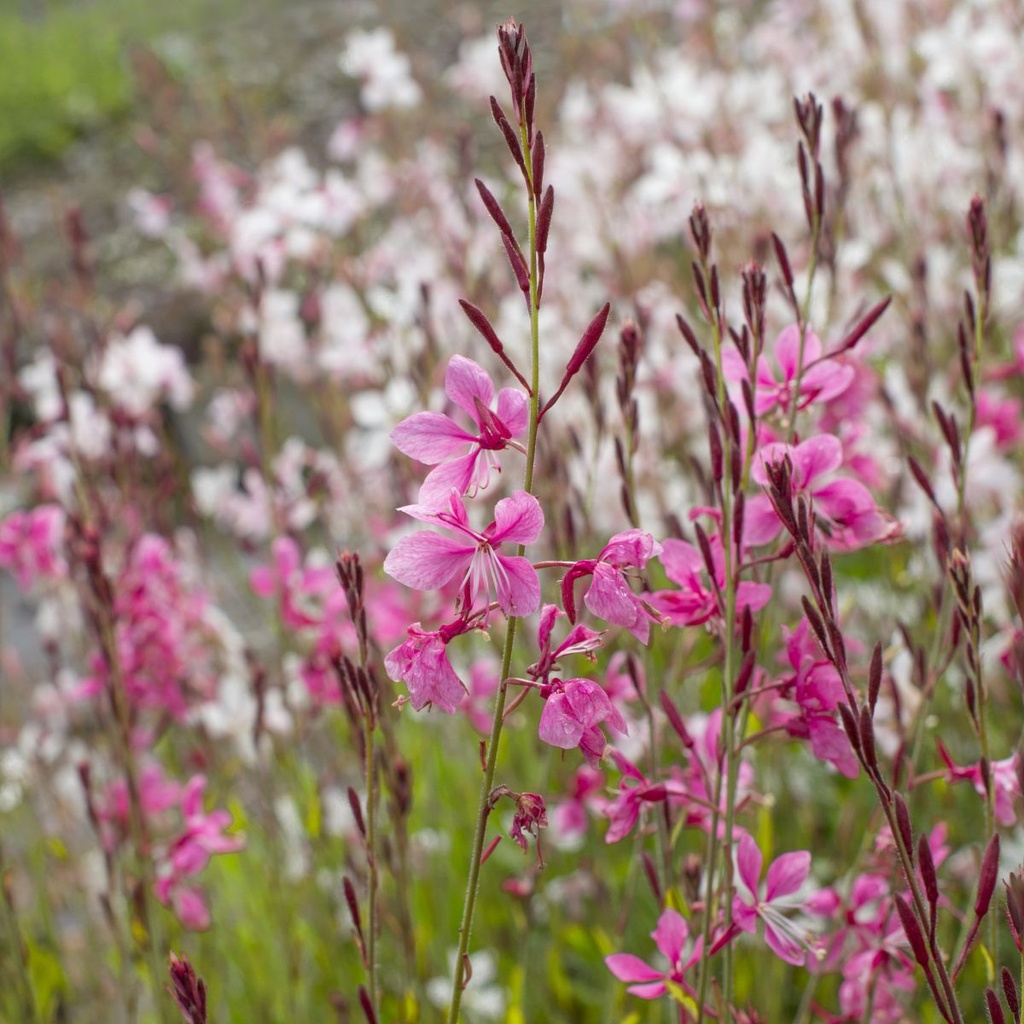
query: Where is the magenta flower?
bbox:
[384,490,543,618]
[0,504,66,590]
[561,529,662,642]
[538,678,627,767]
[938,742,1020,826]
[733,833,816,966]
[746,434,890,550]
[722,323,854,416]
[384,618,474,713]
[390,355,528,506]
[647,536,772,627]
[606,908,704,1001]
[604,750,686,844]
[775,619,858,779]
[168,775,245,878]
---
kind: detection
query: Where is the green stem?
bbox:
[695,293,741,1022]
[447,118,542,1024]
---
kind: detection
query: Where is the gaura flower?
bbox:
[538,678,627,767]
[606,907,703,1001]
[561,529,662,642]
[384,490,543,618]
[732,833,816,966]
[721,323,853,416]
[390,355,527,507]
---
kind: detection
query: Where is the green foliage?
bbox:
[0,0,272,174]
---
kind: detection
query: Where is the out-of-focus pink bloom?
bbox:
[384,490,542,618]
[390,355,528,507]
[250,536,336,630]
[647,536,771,628]
[460,659,500,731]
[773,619,858,779]
[561,530,663,642]
[96,763,182,850]
[976,390,1023,448]
[722,323,854,416]
[733,833,816,966]
[551,766,606,842]
[604,751,686,844]
[384,618,474,714]
[938,742,1020,826]
[0,505,66,590]
[73,535,217,719]
[538,678,627,767]
[606,908,704,1000]
[168,775,245,877]
[747,434,892,550]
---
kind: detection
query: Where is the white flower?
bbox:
[96,325,194,417]
[339,28,422,112]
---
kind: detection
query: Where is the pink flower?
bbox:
[647,536,772,627]
[938,742,1020,826]
[722,323,853,416]
[606,908,704,1001]
[384,490,543,618]
[0,505,66,590]
[604,751,686,844]
[747,434,891,550]
[250,536,338,630]
[775,619,858,779]
[384,617,475,713]
[168,775,245,878]
[391,355,528,506]
[733,833,816,966]
[538,678,627,767]
[561,530,662,642]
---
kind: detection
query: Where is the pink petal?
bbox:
[584,564,645,633]
[736,833,763,896]
[720,345,749,383]
[774,324,822,380]
[418,452,483,507]
[751,442,792,486]
[812,478,876,525]
[658,538,704,585]
[605,953,664,985]
[386,635,465,713]
[489,491,544,546]
[181,775,207,819]
[736,580,773,612]
[743,495,782,546]
[651,908,689,963]
[494,553,541,616]
[537,604,562,651]
[383,532,473,590]
[765,850,811,900]
[625,981,668,999]
[495,388,529,436]
[764,923,807,967]
[398,490,472,530]
[801,362,854,404]
[792,435,843,485]
[445,355,494,420]
[172,884,211,931]
[391,412,476,463]
[538,692,586,748]
[598,529,661,568]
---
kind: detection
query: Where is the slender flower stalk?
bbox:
[447,22,544,1023]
